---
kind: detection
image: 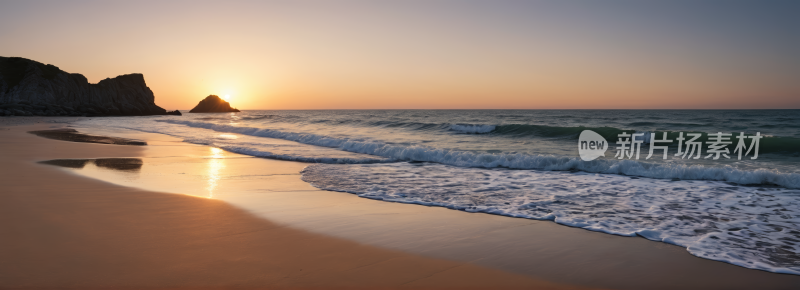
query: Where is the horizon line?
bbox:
[170,108,800,111]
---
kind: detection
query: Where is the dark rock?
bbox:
[166,110,182,116]
[106,106,121,115]
[0,56,178,117]
[189,95,240,113]
[83,107,99,115]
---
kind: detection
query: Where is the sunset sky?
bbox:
[1,0,798,110]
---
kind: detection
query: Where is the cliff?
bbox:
[189,95,240,113]
[0,56,180,116]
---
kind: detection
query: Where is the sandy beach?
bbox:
[0,118,589,290]
[3,2,799,289]
[2,117,800,290]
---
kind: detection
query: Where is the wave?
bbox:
[159,120,800,189]
[196,117,229,121]
[221,146,391,164]
[225,115,800,153]
[368,120,799,154]
[450,123,800,154]
[181,138,391,164]
[492,124,627,139]
[490,125,800,154]
[626,121,709,128]
[449,124,496,134]
[239,115,276,121]
[301,163,800,275]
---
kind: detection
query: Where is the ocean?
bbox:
[77,109,800,274]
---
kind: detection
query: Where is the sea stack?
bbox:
[189,95,240,113]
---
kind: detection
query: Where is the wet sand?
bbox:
[3,117,800,289]
[0,120,588,289]
[29,128,148,145]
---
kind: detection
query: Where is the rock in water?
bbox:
[189,95,240,113]
[0,56,174,116]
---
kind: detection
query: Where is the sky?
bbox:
[1,0,798,110]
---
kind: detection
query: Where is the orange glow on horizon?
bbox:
[2,2,796,110]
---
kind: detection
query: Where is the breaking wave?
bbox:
[449,124,496,134]
[159,120,800,189]
[191,115,800,154]
[301,162,800,275]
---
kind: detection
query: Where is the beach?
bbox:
[0,118,586,289]
[3,2,799,288]
[2,116,799,289]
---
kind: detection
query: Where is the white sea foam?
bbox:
[179,137,390,164]
[76,118,390,164]
[301,162,800,275]
[218,145,390,164]
[158,120,800,189]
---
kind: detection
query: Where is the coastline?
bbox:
[0,118,584,289]
[2,116,800,289]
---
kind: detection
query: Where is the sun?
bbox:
[223,94,231,101]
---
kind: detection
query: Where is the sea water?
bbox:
[78,109,800,274]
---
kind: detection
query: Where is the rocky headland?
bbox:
[0,56,180,116]
[189,95,240,113]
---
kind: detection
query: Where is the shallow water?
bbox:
[76,109,800,274]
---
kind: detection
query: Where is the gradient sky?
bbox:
[1,0,798,110]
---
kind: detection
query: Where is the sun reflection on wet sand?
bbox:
[206,148,226,198]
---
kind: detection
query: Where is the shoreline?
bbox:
[0,118,586,289]
[3,116,800,289]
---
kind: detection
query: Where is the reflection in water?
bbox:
[206,148,226,198]
[29,129,147,146]
[94,158,144,171]
[210,147,225,159]
[40,158,143,172]
[39,159,91,169]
